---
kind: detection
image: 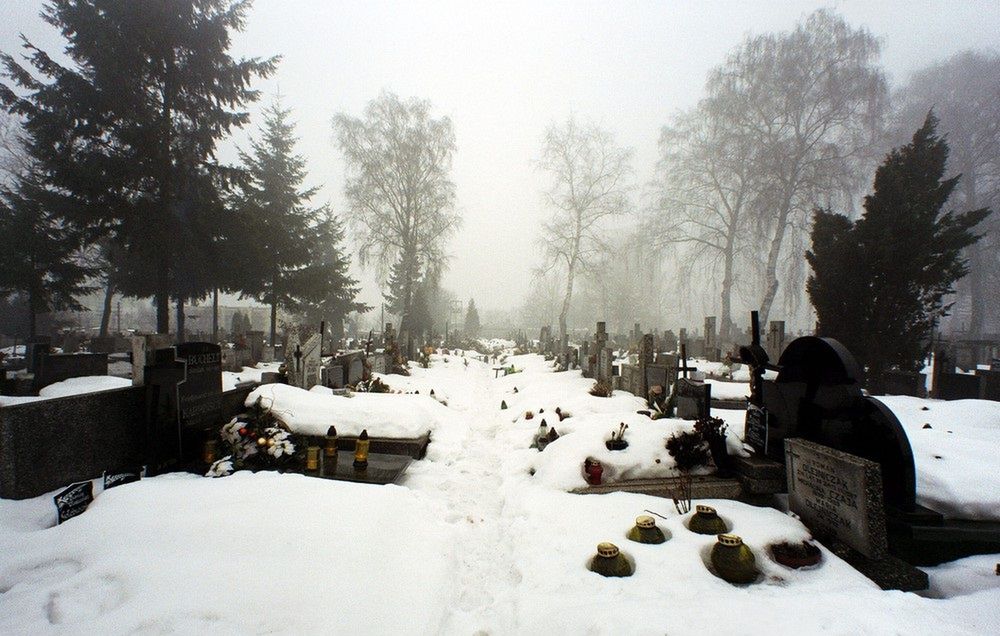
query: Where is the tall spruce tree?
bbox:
[0,0,276,334]
[296,209,369,340]
[464,299,481,339]
[236,97,321,344]
[806,113,989,390]
[0,173,94,337]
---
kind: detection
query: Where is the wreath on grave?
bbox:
[206,397,304,477]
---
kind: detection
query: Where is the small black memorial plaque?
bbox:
[103,466,144,490]
[54,480,94,524]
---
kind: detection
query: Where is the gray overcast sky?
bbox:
[3,1,1000,315]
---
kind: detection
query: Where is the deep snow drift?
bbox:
[2,352,998,635]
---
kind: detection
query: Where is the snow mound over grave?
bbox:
[38,375,132,398]
[246,382,454,438]
[221,362,282,391]
[877,395,1000,521]
[491,357,744,491]
[498,490,992,635]
[705,378,749,401]
[2,375,132,406]
[0,472,454,634]
[477,337,515,351]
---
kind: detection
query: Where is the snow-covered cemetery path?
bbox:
[2,350,1000,634]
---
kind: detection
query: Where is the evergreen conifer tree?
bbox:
[0,0,276,333]
[464,299,481,339]
[806,112,989,390]
[297,209,369,339]
[0,173,93,336]
[236,97,321,344]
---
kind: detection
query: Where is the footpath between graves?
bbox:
[401,358,522,634]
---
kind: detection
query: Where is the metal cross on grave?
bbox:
[739,310,772,408]
[678,343,698,379]
[294,344,303,372]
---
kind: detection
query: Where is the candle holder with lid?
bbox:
[588,542,634,577]
[627,515,667,544]
[710,534,758,584]
[687,505,729,535]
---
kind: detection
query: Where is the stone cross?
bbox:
[594,321,608,353]
[678,343,697,379]
[704,316,719,361]
[639,333,654,366]
[767,320,786,361]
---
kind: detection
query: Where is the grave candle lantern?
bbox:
[688,505,729,535]
[202,439,217,466]
[627,515,667,544]
[324,426,338,458]
[354,429,370,469]
[584,458,603,485]
[305,446,320,473]
[710,534,758,584]
[588,542,633,577]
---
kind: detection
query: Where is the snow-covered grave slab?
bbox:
[875,395,1000,521]
[245,382,458,440]
[0,375,133,406]
[221,362,281,391]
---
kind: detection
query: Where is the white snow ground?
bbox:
[1,352,999,634]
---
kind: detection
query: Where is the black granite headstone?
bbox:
[175,342,222,429]
[675,378,710,420]
[144,348,187,475]
[761,336,916,512]
[54,480,93,524]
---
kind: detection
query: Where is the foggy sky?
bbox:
[3,0,1000,317]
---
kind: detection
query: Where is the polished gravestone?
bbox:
[318,451,412,485]
[755,336,917,514]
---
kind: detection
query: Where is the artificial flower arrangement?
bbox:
[206,397,304,477]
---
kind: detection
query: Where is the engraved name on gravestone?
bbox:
[300,333,322,390]
[744,404,769,455]
[103,466,143,490]
[785,438,888,560]
[675,377,710,420]
[54,480,94,524]
[175,342,222,430]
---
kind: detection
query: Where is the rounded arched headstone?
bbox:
[762,336,916,512]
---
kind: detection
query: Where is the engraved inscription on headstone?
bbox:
[785,438,888,559]
[54,480,94,524]
[175,342,223,430]
[744,404,769,455]
[103,466,143,490]
[300,333,322,389]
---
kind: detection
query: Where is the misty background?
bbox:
[2,0,999,338]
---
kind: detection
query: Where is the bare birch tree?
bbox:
[652,106,757,341]
[537,116,632,342]
[707,9,887,325]
[334,92,460,332]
